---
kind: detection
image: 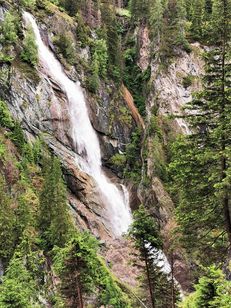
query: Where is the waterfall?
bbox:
[23,12,132,236]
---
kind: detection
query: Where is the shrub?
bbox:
[20,0,36,9]
[182,75,194,88]
[21,27,38,66]
[110,153,126,167]
[75,13,90,47]
[92,39,108,79]
[53,33,76,65]
[0,100,14,128]
[0,11,18,43]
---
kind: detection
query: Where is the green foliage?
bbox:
[131,0,190,60]
[124,128,142,183]
[129,205,162,252]
[0,176,17,262]
[59,0,81,16]
[149,0,164,43]
[110,153,126,167]
[10,121,26,153]
[39,155,71,248]
[148,115,168,180]
[186,0,231,44]
[20,0,36,9]
[53,33,76,65]
[168,2,231,263]
[53,231,131,307]
[130,0,150,23]
[0,143,6,158]
[182,74,194,88]
[21,27,38,66]
[0,100,14,129]
[92,39,108,79]
[86,61,100,93]
[75,13,90,47]
[86,38,108,93]
[0,253,38,307]
[129,205,178,307]
[159,0,190,61]
[189,0,205,41]
[101,2,122,82]
[123,47,150,116]
[0,11,18,44]
[0,52,14,63]
[180,266,231,308]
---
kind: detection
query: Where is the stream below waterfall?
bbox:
[23,12,132,236]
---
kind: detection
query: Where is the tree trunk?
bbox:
[76,274,84,308]
[143,246,155,308]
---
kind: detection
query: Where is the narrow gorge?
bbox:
[0,0,230,307]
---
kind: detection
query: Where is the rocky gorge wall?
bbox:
[0,0,205,295]
[136,25,204,291]
[0,3,139,240]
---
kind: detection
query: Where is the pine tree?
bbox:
[128,205,177,308]
[0,11,18,43]
[0,176,17,263]
[39,155,71,248]
[169,0,231,262]
[130,0,150,23]
[149,0,165,45]
[190,0,205,41]
[60,0,81,16]
[0,253,38,307]
[53,232,131,308]
[180,266,231,307]
[101,1,122,81]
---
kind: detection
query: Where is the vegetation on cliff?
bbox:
[0,101,131,307]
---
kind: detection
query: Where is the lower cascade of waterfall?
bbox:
[23,12,132,236]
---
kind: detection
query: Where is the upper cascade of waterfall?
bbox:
[22,11,132,236]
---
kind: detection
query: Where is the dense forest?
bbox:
[0,0,230,307]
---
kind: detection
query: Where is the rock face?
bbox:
[139,44,204,292]
[137,24,150,71]
[0,8,137,243]
[148,44,204,133]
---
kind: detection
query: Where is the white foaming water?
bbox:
[23,12,132,235]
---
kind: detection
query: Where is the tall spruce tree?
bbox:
[101,1,122,81]
[0,176,17,263]
[0,252,38,307]
[129,205,178,308]
[169,0,231,262]
[53,232,131,308]
[190,0,205,41]
[149,0,165,45]
[39,155,71,248]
